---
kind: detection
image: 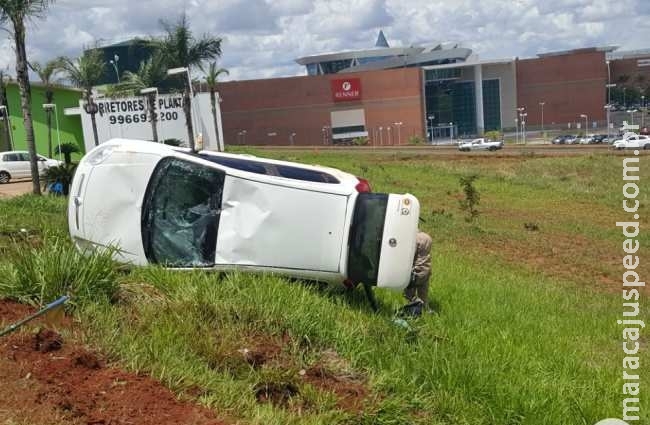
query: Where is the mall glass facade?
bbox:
[424,68,501,138]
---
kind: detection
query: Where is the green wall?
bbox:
[2,82,84,157]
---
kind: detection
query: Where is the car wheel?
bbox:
[488,146,497,151]
[0,171,10,184]
[644,144,650,150]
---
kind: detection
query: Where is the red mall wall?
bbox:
[217,67,425,146]
[516,50,607,128]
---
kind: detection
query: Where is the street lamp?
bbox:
[321,126,329,145]
[42,103,61,160]
[387,126,392,145]
[289,132,296,146]
[539,102,545,140]
[167,67,198,151]
[449,122,454,144]
[0,105,14,150]
[109,54,120,83]
[604,104,612,141]
[427,115,435,142]
[379,126,383,146]
[623,87,627,108]
[140,87,161,143]
[579,114,588,140]
[393,121,403,145]
[642,95,646,128]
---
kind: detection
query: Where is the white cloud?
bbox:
[0,0,647,81]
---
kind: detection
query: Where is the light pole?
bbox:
[0,105,14,150]
[517,107,525,144]
[521,113,527,144]
[604,104,612,141]
[42,104,61,160]
[539,102,545,140]
[140,87,161,143]
[448,122,453,144]
[378,126,383,146]
[393,121,403,145]
[321,126,329,145]
[387,126,392,145]
[515,117,519,144]
[642,95,646,128]
[109,54,120,83]
[167,67,198,151]
[627,110,637,126]
[579,114,588,139]
[427,115,435,143]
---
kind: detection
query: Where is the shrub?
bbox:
[459,174,480,221]
[352,136,368,146]
[0,238,119,308]
[408,135,426,145]
[55,142,81,165]
[43,164,77,196]
[484,130,502,141]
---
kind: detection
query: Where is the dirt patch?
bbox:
[254,381,300,408]
[33,328,63,352]
[302,364,368,412]
[0,300,228,425]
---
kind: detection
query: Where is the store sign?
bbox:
[78,93,224,152]
[331,78,361,102]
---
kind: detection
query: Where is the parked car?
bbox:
[578,135,595,144]
[457,138,503,151]
[0,151,63,183]
[552,135,570,144]
[590,134,608,144]
[68,139,420,291]
[564,135,579,144]
[612,134,650,150]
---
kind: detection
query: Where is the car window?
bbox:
[3,153,19,162]
[18,153,30,161]
[195,153,340,184]
[347,193,388,284]
[141,157,225,267]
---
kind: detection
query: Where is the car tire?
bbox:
[0,171,10,184]
[488,146,497,151]
[644,144,650,150]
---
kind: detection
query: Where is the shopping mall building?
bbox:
[217,31,650,146]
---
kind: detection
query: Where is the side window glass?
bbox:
[19,153,30,161]
[4,154,18,162]
[142,157,225,267]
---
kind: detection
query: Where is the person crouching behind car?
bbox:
[401,230,433,317]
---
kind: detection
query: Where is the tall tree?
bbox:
[119,51,167,143]
[57,48,105,147]
[153,13,222,151]
[201,61,228,151]
[29,59,59,157]
[0,0,55,195]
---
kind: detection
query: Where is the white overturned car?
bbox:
[68,139,420,291]
[458,138,504,152]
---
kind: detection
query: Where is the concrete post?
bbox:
[474,64,484,136]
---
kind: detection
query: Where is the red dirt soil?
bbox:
[0,300,227,425]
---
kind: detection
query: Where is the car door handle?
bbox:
[74,196,82,229]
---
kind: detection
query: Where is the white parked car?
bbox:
[578,135,594,144]
[68,139,420,291]
[458,138,503,152]
[0,151,62,183]
[612,134,650,150]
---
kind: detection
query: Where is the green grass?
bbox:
[0,149,647,424]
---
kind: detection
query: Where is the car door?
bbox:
[348,193,420,289]
[215,175,348,273]
[1,153,20,177]
[12,153,31,178]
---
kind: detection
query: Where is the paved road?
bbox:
[253,144,650,156]
[0,180,34,198]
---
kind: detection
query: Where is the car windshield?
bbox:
[347,193,388,284]
[141,157,225,267]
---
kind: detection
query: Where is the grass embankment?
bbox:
[0,151,647,424]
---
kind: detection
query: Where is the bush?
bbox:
[484,130,502,141]
[352,136,368,146]
[0,238,119,308]
[43,164,77,196]
[408,135,426,145]
[459,174,481,222]
[55,142,81,165]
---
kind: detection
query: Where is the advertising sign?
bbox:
[331,78,362,102]
[79,92,223,152]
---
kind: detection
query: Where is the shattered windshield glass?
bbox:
[142,157,224,267]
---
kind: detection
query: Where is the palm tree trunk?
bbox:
[209,88,221,151]
[183,89,195,151]
[46,110,53,158]
[148,94,159,143]
[12,19,40,195]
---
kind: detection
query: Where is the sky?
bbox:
[1,0,649,82]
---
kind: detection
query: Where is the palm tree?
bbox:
[29,59,59,158]
[153,13,222,150]
[201,62,228,151]
[0,0,55,195]
[57,48,105,147]
[55,141,80,165]
[119,52,167,143]
[0,72,12,151]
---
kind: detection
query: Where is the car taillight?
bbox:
[355,177,371,192]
